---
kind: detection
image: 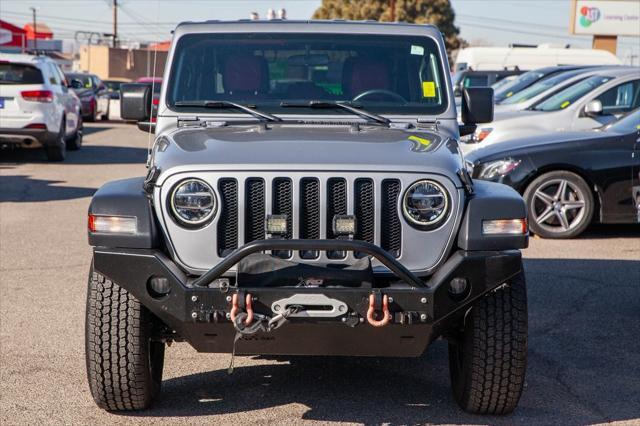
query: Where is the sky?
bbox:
[1,0,638,63]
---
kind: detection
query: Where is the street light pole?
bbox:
[30,7,37,50]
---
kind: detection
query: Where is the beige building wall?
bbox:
[78,46,168,81]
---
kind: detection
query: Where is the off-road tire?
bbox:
[85,268,165,411]
[66,117,83,150]
[45,119,66,161]
[448,273,528,415]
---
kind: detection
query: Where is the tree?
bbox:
[313,0,466,63]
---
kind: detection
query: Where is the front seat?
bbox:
[223,53,269,98]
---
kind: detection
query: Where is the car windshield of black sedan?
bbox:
[167,33,448,115]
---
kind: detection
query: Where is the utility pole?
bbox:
[29,6,37,50]
[112,0,118,48]
[389,0,396,22]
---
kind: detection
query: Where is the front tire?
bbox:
[85,268,165,411]
[448,273,528,415]
[523,171,594,239]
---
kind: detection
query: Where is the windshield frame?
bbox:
[164,31,451,118]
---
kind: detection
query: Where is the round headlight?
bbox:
[402,180,449,228]
[170,179,216,226]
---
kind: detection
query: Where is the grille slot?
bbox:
[381,179,402,258]
[245,178,265,244]
[326,178,347,259]
[272,178,293,258]
[299,178,320,259]
[354,178,375,258]
[217,179,238,257]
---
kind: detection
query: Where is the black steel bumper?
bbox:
[92,239,523,357]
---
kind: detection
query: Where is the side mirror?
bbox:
[120,83,151,122]
[70,79,83,89]
[461,87,494,125]
[584,99,603,117]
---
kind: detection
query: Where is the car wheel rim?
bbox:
[532,178,586,233]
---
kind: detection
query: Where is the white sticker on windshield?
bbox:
[410,45,424,56]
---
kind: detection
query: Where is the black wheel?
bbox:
[85,268,165,411]
[523,171,594,239]
[66,116,83,150]
[45,119,66,161]
[448,273,528,415]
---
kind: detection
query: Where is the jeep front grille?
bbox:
[216,176,402,260]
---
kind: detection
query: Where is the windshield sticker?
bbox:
[560,101,570,109]
[422,81,436,98]
[410,45,424,56]
[506,92,513,98]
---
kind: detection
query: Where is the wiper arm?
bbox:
[280,100,390,126]
[174,100,282,122]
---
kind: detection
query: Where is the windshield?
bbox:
[493,70,545,102]
[167,33,448,116]
[604,109,640,133]
[0,63,43,85]
[530,75,613,111]
[500,70,589,105]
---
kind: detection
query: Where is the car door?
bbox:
[93,75,109,117]
[574,78,640,130]
[52,64,79,134]
[44,62,65,135]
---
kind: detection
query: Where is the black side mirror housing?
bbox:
[120,83,151,122]
[461,87,494,125]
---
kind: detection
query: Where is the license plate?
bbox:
[0,98,4,109]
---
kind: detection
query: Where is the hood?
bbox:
[465,129,606,162]
[152,124,464,186]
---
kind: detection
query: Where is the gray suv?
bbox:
[86,21,529,415]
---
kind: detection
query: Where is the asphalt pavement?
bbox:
[1,122,639,425]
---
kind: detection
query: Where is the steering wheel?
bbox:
[353,89,407,104]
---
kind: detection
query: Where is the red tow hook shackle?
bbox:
[230,293,254,326]
[367,294,391,327]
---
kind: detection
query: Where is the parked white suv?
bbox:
[0,53,82,161]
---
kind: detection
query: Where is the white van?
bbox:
[454,45,621,72]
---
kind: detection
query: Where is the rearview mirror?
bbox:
[120,83,151,122]
[584,99,603,117]
[461,87,494,125]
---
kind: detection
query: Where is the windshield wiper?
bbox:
[280,101,391,126]
[174,100,282,122]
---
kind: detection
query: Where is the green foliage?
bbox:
[313,0,466,63]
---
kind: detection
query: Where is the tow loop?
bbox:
[367,294,391,327]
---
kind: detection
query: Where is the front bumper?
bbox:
[92,239,523,357]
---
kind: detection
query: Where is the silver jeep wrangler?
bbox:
[86,20,529,415]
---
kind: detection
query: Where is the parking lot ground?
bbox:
[1,122,639,425]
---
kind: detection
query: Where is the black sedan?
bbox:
[465,109,640,238]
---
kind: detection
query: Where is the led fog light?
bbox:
[88,214,137,234]
[266,214,288,235]
[148,276,170,298]
[449,277,468,295]
[333,215,356,236]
